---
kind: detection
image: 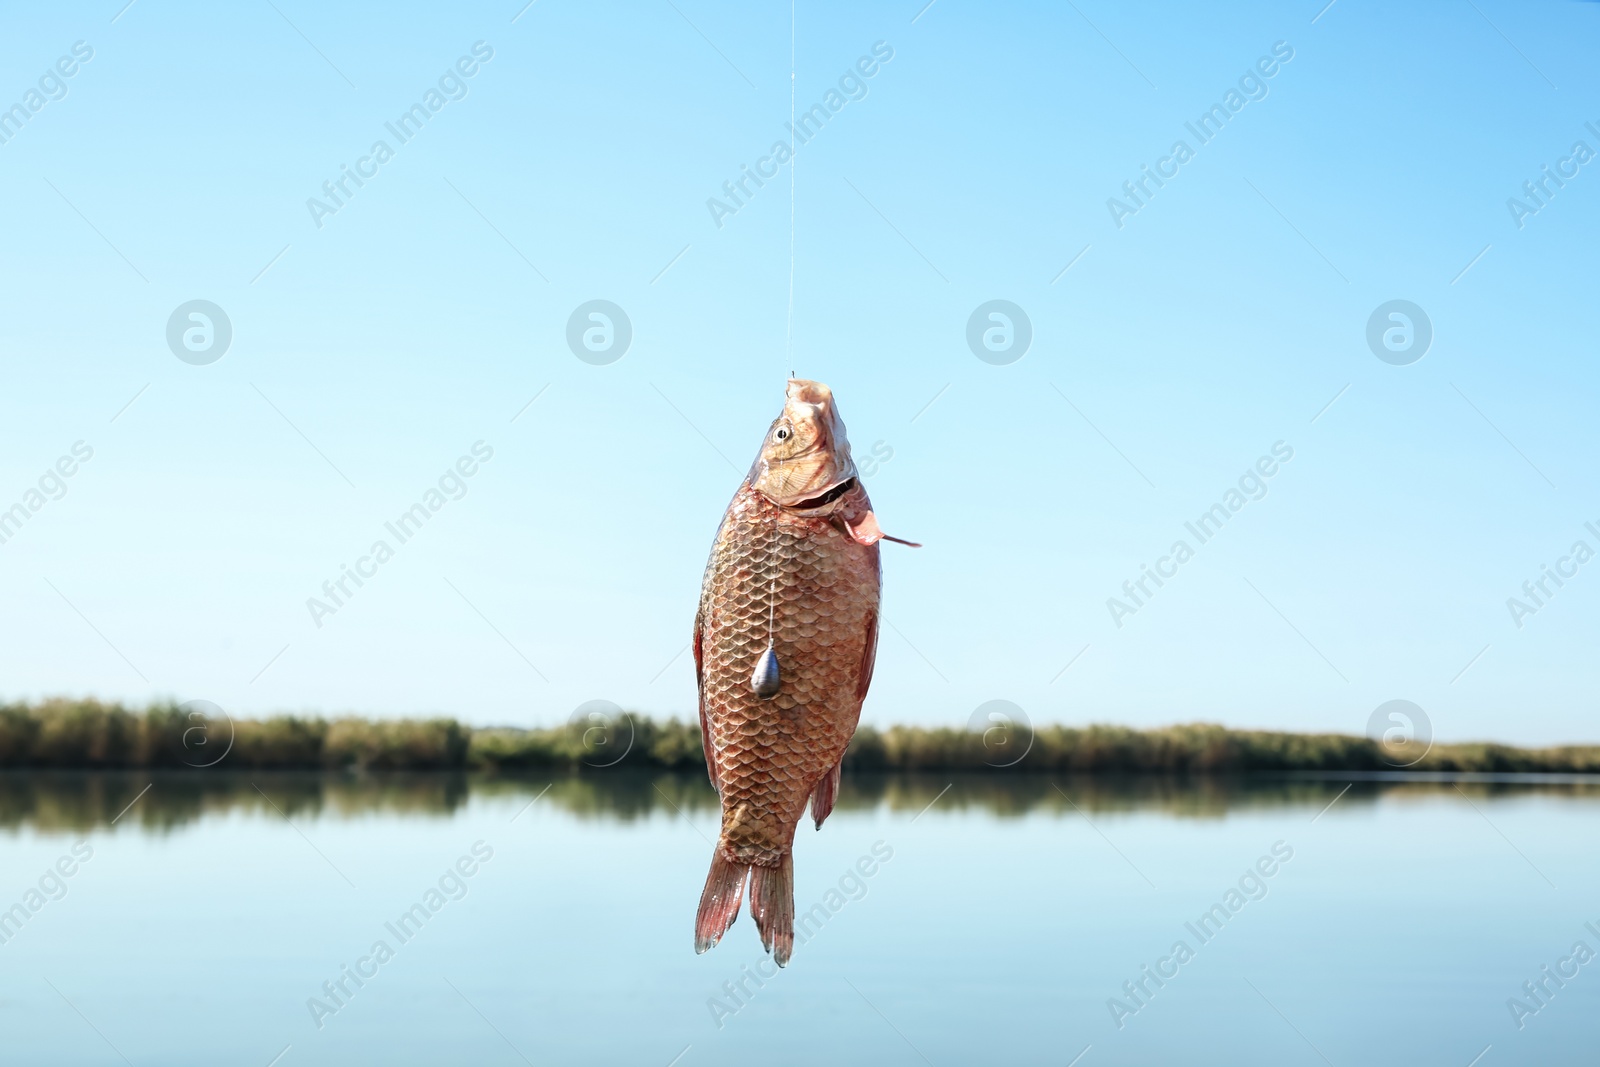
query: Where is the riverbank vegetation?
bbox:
[1,699,1596,775]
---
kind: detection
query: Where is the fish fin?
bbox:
[843,510,921,548]
[809,759,843,830]
[749,855,795,967]
[856,610,878,704]
[692,609,704,683]
[695,847,748,954]
[694,611,720,796]
[698,709,720,796]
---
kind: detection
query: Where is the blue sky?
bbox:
[0,0,1596,744]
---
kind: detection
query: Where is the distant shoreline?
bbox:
[4,700,1598,775]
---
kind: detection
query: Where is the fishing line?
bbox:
[752,5,796,703]
[767,458,780,645]
[751,454,784,699]
[766,564,777,643]
[786,0,795,368]
[752,6,796,710]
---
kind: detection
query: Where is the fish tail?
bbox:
[749,854,795,967]
[695,846,749,954]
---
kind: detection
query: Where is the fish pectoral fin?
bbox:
[842,509,921,548]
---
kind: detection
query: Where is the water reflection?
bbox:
[0,769,1595,833]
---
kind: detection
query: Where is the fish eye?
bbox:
[775,427,790,441]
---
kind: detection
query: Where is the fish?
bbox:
[692,378,917,966]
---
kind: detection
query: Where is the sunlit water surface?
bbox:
[0,772,1594,1065]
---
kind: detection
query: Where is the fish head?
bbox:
[748,379,859,511]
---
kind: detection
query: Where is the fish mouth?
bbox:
[787,379,833,408]
[788,477,856,511]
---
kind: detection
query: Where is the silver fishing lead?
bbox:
[751,644,781,699]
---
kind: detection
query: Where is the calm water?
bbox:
[0,771,1594,1065]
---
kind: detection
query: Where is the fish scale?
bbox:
[699,483,878,866]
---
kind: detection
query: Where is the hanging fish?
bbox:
[692,379,917,966]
